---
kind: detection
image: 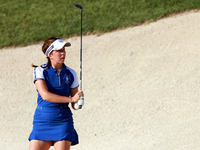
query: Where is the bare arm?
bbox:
[35,80,81,103]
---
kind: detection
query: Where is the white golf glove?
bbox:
[74,96,84,110]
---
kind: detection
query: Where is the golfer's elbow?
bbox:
[40,92,50,101]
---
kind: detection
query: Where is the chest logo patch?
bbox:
[65,75,69,84]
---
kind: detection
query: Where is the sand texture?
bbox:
[1,11,200,150]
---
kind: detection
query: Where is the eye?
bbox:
[58,49,65,53]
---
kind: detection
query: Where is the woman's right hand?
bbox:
[71,90,84,103]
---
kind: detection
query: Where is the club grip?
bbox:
[74,97,84,110]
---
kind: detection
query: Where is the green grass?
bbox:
[1,0,200,48]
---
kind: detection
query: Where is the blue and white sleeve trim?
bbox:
[67,67,79,89]
[33,66,45,83]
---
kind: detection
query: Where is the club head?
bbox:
[73,3,82,9]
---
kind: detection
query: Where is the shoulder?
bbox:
[33,65,48,79]
[65,66,79,88]
[65,66,77,76]
[34,65,46,73]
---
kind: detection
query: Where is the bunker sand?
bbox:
[0,11,200,150]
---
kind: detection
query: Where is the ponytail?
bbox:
[31,57,51,68]
[31,37,59,68]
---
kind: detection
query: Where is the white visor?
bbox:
[45,39,71,56]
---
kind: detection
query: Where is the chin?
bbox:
[60,59,65,63]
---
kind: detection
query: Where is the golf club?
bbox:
[73,3,84,109]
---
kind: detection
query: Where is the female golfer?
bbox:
[29,37,83,150]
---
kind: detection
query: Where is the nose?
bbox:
[61,50,66,55]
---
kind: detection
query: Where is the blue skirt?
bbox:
[29,105,78,145]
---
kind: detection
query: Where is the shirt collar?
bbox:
[49,63,67,73]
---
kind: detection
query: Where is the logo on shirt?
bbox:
[65,75,69,84]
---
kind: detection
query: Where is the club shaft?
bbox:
[73,3,83,91]
[80,7,83,91]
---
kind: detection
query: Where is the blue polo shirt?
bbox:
[33,64,79,107]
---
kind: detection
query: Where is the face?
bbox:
[49,47,66,64]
